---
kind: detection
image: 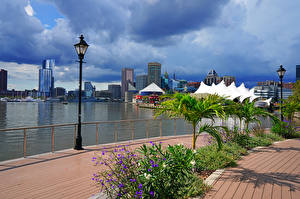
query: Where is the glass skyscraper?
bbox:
[148,62,161,87]
[0,69,7,91]
[39,59,55,97]
[296,65,300,81]
[121,68,134,98]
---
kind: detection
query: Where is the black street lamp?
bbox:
[74,34,89,150]
[277,65,286,121]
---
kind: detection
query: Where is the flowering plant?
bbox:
[93,142,205,198]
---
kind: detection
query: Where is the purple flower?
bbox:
[102,152,105,155]
[91,177,95,180]
[150,141,153,144]
[148,169,151,172]
[139,184,142,189]
[150,191,154,196]
[163,158,166,161]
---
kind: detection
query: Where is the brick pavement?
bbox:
[204,139,300,199]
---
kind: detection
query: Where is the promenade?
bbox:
[205,139,300,199]
[0,134,299,199]
[0,134,208,199]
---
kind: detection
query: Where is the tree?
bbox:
[238,99,279,134]
[155,93,225,150]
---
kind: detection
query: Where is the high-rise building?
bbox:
[296,65,300,81]
[204,69,221,86]
[84,82,95,98]
[0,69,8,91]
[136,74,148,90]
[148,62,161,87]
[108,84,121,99]
[39,59,55,97]
[222,76,236,86]
[121,68,134,98]
[54,87,66,97]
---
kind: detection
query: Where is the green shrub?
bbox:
[259,133,284,142]
[93,142,206,199]
[137,143,204,199]
[194,143,246,172]
[271,120,298,138]
[233,134,272,149]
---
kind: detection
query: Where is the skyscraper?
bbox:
[108,84,121,99]
[296,65,300,81]
[84,82,95,98]
[39,59,55,97]
[0,69,7,91]
[148,62,161,87]
[136,74,148,90]
[121,68,134,98]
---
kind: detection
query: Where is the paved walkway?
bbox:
[0,134,208,199]
[204,139,300,199]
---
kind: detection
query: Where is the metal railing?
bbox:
[0,118,191,160]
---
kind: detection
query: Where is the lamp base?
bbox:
[74,137,84,150]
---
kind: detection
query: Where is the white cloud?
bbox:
[24,0,34,16]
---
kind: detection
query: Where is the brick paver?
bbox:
[204,139,300,199]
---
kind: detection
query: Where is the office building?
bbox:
[148,62,161,87]
[0,69,7,91]
[204,69,221,86]
[297,65,300,81]
[108,84,121,99]
[39,59,55,97]
[136,74,148,90]
[84,82,95,98]
[54,87,66,97]
[121,68,134,98]
[222,76,236,86]
[254,85,278,100]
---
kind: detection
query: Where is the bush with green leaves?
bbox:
[137,142,205,198]
[93,142,206,199]
[271,120,299,138]
[194,142,246,172]
[232,134,272,149]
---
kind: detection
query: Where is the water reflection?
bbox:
[0,102,7,129]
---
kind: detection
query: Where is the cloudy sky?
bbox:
[0,0,299,91]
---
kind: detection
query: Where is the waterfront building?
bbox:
[39,59,55,97]
[187,82,201,89]
[95,90,112,98]
[0,69,7,91]
[168,79,179,91]
[257,80,278,86]
[84,82,95,98]
[136,74,148,91]
[108,84,121,99]
[277,88,293,100]
[121,68,134,98]
[254,85,278,100]
[54,87,66,97]
[297,65,300,81]
[222,76,236,86]
[148,62,161,87]
[204,69,222,86]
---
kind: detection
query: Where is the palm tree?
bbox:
[238,99,279,135]
[155,93,226,150]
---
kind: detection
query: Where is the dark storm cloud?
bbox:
[129,0,229,42]
[51,0,127,42]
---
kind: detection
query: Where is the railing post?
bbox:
[51,127,55,152]
[114,123,117,142]
[146,120,149,138]
[174,119,176,136]
[131,121,134,140]
[96,124,99,145]
[23,129,27,157]
[74,124,77,147]
[160,119,162,137]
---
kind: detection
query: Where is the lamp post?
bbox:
[276,65,286,121]
[74,35,89,150]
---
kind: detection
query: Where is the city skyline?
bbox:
[0,0,299,91]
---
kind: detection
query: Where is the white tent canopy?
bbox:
[194,80,262,103]
[139,83,165,94]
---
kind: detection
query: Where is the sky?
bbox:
[0,0,299,91]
